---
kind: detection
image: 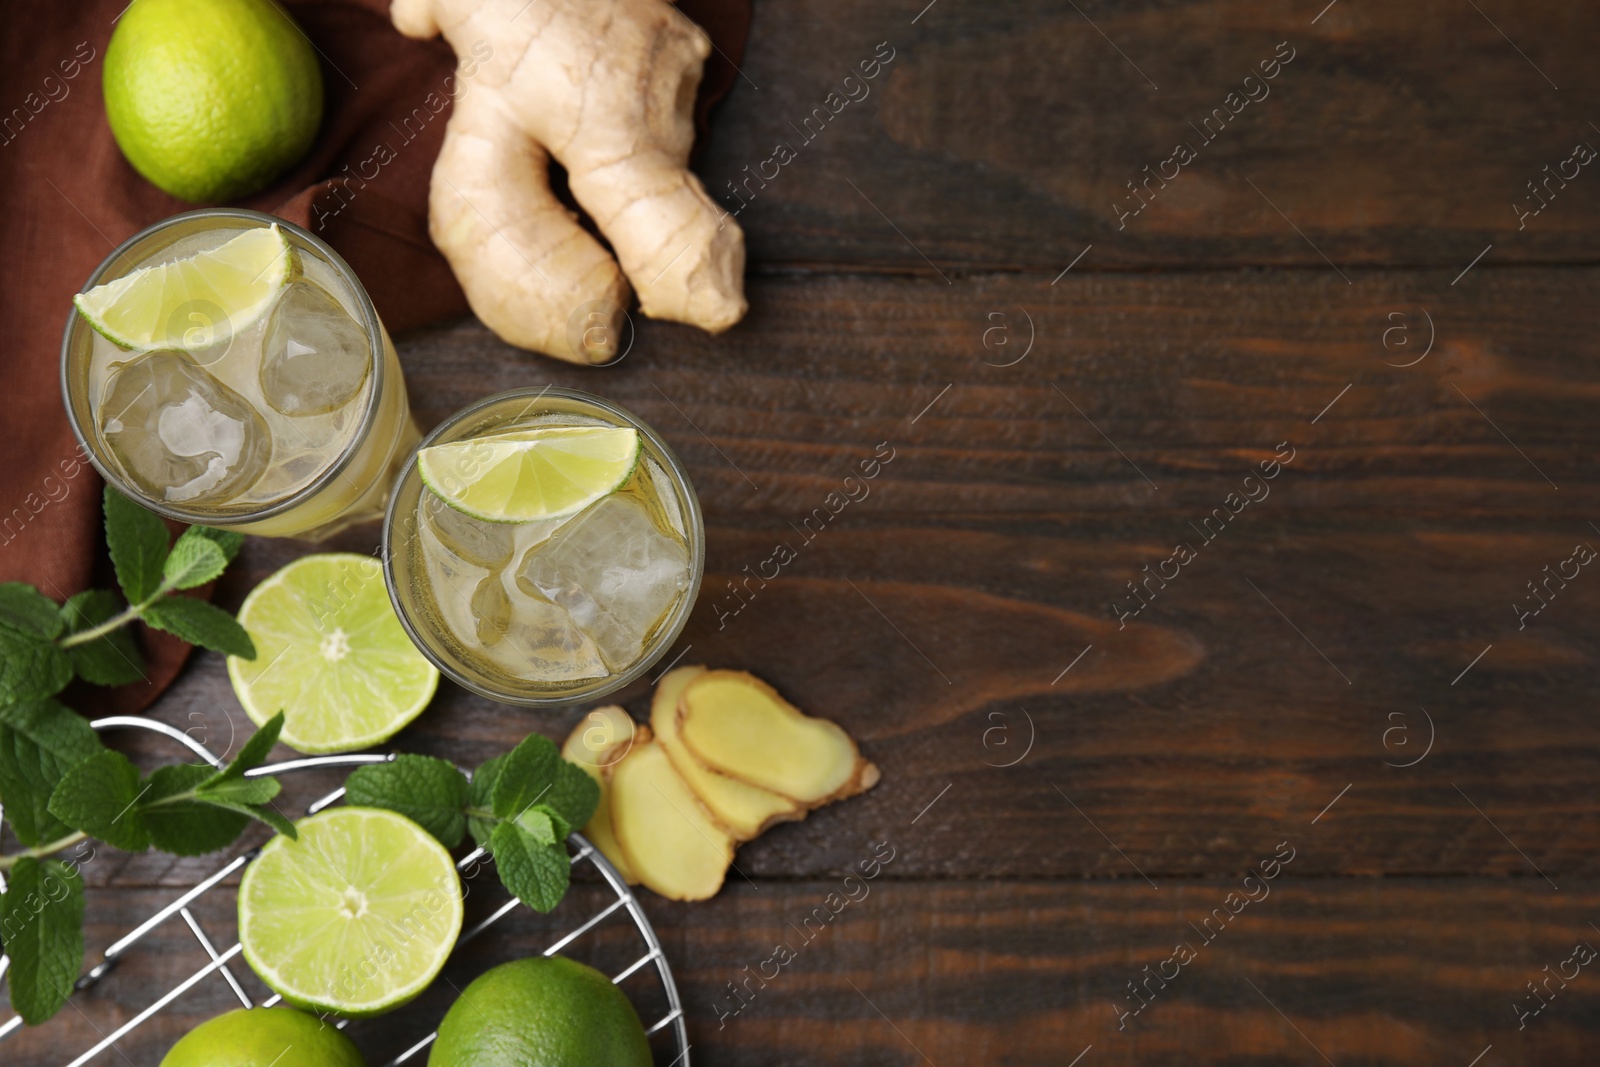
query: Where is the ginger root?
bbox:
[560,705,639,884]
[651,666,803,840]
[607,727,734,901]
[391,0,747,363]
[678,670,879,805]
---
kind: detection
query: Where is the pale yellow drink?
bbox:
[62,209,418,539]
[384,389,704,707]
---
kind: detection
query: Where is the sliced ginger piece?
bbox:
[608,729,734,901]
[678,671,879,806]
[561,705,640,884]
[652,666,803,840]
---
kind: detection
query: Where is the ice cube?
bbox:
[100,349,269,505]
[415,494,606,681]
[494,592,609,683]
[519,495,689,670]
[419,493,517,568]
[416,499,496,639]
[259,281,370,417]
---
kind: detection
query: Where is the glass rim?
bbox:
[381,386,707,709]
[59,207,389,527]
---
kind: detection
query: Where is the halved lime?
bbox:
[228,553,439,754]
[418,426,641,523]
[74,224,292,350]
[238,807,464,1016]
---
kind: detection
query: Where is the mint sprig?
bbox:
[0,490,266,1028]
[45,713,297,854]
[345,734,599,914]
[0,711,293,1026]
[0,486,255,708]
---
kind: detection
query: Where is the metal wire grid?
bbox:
[0,715,690,1067]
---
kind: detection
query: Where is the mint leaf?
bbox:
[197,776,281,806]
[143,596,255,659]
[534,804,572,843]
[346,756,470,848]
[140,763,250,856]
[545,760,600,831]
[143,762,211,797]
[467,753,508,848]
[0,700,104,846]
[0,583,64,640]
[512,806,557,846]
[47,750,150,852]
[488,821,570,913]
[104,486,169,604]
[0,584,71,703]
[247,802,298,839]
[0,628,71,704]
[207,712,282,787]
[492,734,561,821]
[0,857,85,1024]
[188,525,244,564]
[161,531,228,591]
[59,590,145,687]
[486,735,594,838]
[191,794,297,840]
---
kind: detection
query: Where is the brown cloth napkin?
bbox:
[0,0,749,713]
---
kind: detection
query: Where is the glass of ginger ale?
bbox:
[383,387,704,707]
[62,209,419,539]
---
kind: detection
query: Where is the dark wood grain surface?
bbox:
[10,0,1600,1064]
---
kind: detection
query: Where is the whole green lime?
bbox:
[160,1007,366,1067]
[104,0,324,202]
[429,957,652,1067]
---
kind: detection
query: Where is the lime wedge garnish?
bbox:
[418,426,642,523]
[228,553,439,754]
[74,224,292,350]
[238,807,464,1016]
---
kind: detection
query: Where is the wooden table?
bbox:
[14,1,1600,1063]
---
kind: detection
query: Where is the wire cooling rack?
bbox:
[0,715,690,1067]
